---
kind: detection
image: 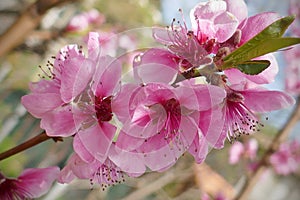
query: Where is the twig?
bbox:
[234,96,300,200]
[122,169,193,200]
[194,162,235,199]
[0,0,78,58]
[0,131,61,161]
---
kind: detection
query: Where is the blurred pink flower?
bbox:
[270,140,300,175]
[284,45,300,95]
[66,9,105,32]
[0,167,59,199]
[201,192,228,200]
[229,138,258,164]
[289,0,300,36]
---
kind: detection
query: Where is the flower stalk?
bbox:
[0,131,62,161]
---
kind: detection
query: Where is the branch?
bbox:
[0,131,62,161]
[234,96,300,200]
[0,0,78,58]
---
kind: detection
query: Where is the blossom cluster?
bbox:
[2,0,298,197]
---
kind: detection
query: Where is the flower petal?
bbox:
[17,167,59,198]
[225,0,248,23]
[241,89,295,112]
[239,12,280,44]
[60,58,94,102]
[21,93,63,118]
[77,123,116,163]
[41,105,76,137]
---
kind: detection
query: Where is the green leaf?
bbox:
[221,15,300,70]
[236,60,270,75]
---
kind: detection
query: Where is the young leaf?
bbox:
[236,60,270,75]
[221,16,300,70]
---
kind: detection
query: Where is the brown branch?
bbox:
[234,96,300,200]
[0,0,79,58]
[194,163,235,199]
[0,131,62,161]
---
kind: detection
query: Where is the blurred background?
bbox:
[0,0,299,199]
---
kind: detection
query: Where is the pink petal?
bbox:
[87,32,101,61]
[239,12,280,44]
[58,163,75,184]
[214,11,239,42]
[199,108,226,149]
[139,116,198,171]
[188,134,209,163]
[241,89,295,112]
[134,48,179,84]
[21,93,63,118]
[92,55,121,97]
[73,134,95,163]
[112,83,138,123]
[60,58,94,102]
[225,0,248,23]
[189,84,226,111]
[77,123,116,163]
[109,145,146,176]
[190,0,238,42]
[152,27,175,45]
[191,1,227,21]
[41,105,76,137]
[29,80,59,94]
[69,154,98,179]
[225,54,278,86]
[17,167,59,198]
[95,58,121,97]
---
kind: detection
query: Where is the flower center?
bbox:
[225,94,264,141]
[95,96,113,123]
[159,98,182,141]
[90,160,125,191]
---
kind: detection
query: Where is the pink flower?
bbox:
[219,83,294,144]
[59,145,145,188]
[59,153,126,189]
[190,0,239,43]
[270,140,300,175]
[0,167,59,199]
[22,32,122,163]
[21,34,96,137]
[113,81,226,170]
[153,1,241,68]
[66,9,105,32]
[72,54,122,163]
[229,138,258,164]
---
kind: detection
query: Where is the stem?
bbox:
[234,96,300,200]
[0,131,60,161]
